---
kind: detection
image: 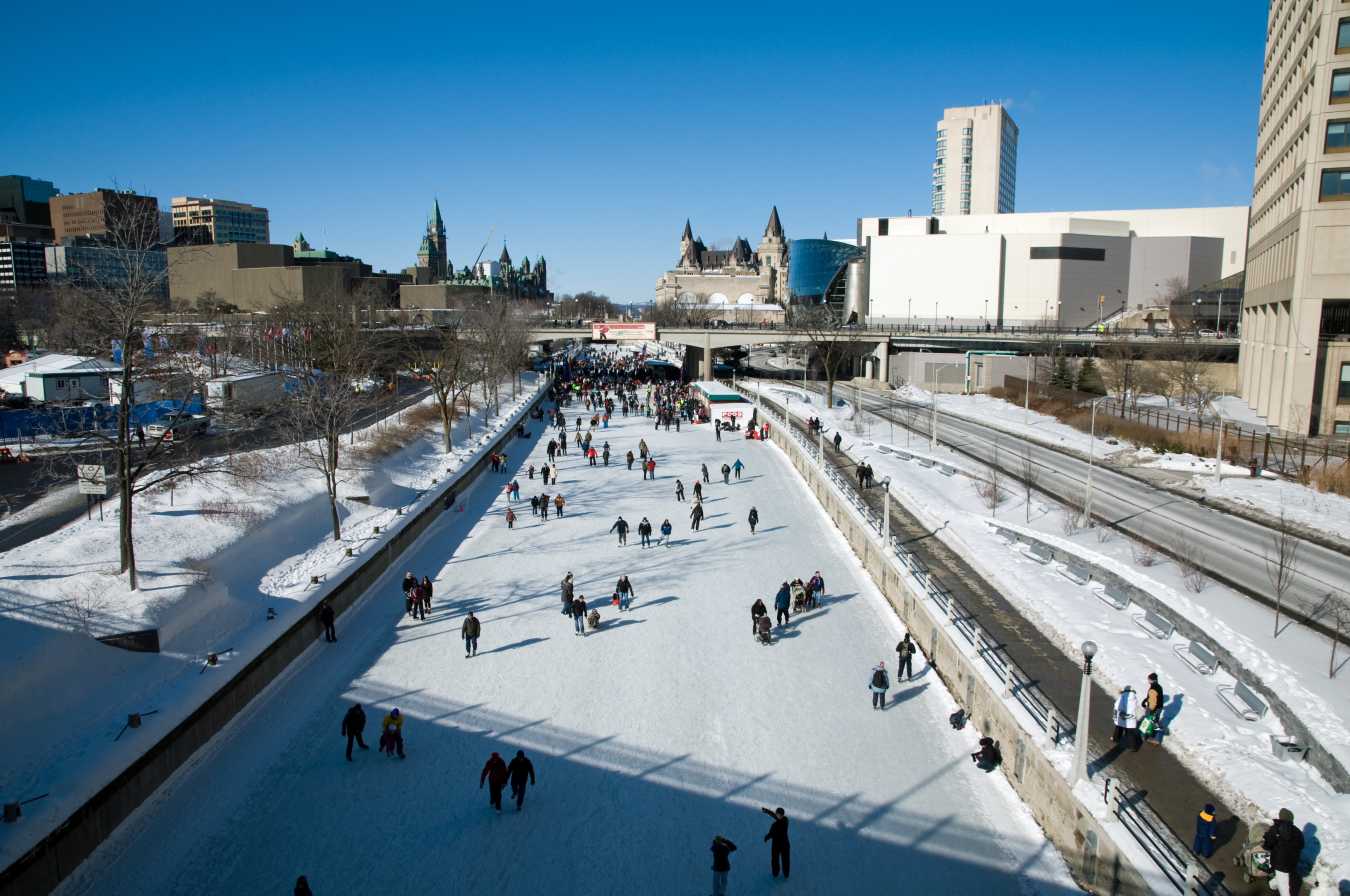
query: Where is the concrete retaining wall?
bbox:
[760,414,1157,895]
[0,385,552,896]
[990,522,1350,794]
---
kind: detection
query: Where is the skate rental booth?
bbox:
[691,380,753,428]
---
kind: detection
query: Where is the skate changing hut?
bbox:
[692,380,753,427]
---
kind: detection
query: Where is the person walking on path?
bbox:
[774,582,791,626]
[410,580,427,621]
[1192,804,1217,859]
[401,571,417,616]
[507,750,536,811]
[701,463,710,484]
[761,807,791,880]
[637,517,653,548]
[1141,673,1165,744]
[675,479,686,502]
[870,662,890,709]
[751,598,768,636]
[626,449,635,470]
[646,457,657,480]
[732,459,744,480]
[505,507,517,529]
[692,480,703,502]
[341,703,368,761]
[588,446,598,466]
[610,516,630,545]
[710,836,737,896]
[895,633,916,681]
[560,573,575,615]
[747,507,759,534]
[806,571,824,609]
[572,596,588,635]
[553,494,566,517]
[660,518,673,547]
[715,420,722,442]
[461,611,480,657]
[720,463,731,484]
[539,492,551,521]
[689,501,705,531]
[833,431,842,451]
[1261,808,1305,896]
[421,576,434,609]
[319,601,337,642]
[616,575,635,610]
[480,751,509,813]
[380,708,405,759]
[1111,686,1140,750]
[530,495,540,517]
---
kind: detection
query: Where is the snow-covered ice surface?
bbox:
[54,380,1078,895]
[758,383,1350,884]
[0,377,542,871]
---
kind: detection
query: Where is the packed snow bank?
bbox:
[54,366,1077,896]
[0,376,543,872]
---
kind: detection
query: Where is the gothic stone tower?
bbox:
[417,198,449,280]
[756,206,788,303]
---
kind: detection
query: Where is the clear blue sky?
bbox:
[3,2,1265,302]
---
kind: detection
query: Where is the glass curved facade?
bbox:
[788,239,863,306]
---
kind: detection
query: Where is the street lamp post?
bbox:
[1072,640,1098,786]
[928,361,962,452]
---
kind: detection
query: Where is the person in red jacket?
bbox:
[480,751,509,812]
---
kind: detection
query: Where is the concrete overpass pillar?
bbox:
[703,332,714,380]
[873,341,890,384]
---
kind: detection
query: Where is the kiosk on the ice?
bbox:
[692,380,752,428]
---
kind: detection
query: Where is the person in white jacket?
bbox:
[1111,685,1141,750]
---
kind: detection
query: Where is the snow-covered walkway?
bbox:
[56,394,1076,895]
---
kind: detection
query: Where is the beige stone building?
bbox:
[171,196,270,244]
[168,243,397,311]
[49,189,159,244]
[932,104,1018,216]
[654,207,789,309]
[1239,0,1350,435]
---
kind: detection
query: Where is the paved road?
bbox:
[788,380,1348,628]
[0,380,432,553]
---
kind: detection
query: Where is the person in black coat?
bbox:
[1261,808,1305,895]
[294,876,313,896]
[507,749,536,811]
[747,507,759,534]
[750,598,768,636]
[341,704,368,761]
[319,602,336,642]
[710,835,737,896]
[761,806,790,879]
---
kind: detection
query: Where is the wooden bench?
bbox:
[1217,679,1268,721]
[1059,562,1091,586]
[1175,640,1219,676]
[1132,608,1175,640]
[917,457,935,468]
[1095,583,1130,611]
[1027,543,1053,564]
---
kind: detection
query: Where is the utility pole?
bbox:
[1024,354,1032,427]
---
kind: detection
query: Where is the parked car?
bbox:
[145,414,211,442]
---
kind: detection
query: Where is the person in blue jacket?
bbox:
[1192,804,1217,858]
[774,582,791,625]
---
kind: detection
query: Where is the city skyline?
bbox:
[3,3,1265,300]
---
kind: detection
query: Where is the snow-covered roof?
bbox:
[0,355,116,392]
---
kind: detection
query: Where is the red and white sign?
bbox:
[591,321,656,342]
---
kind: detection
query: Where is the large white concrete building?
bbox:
[856,207,1249,329]
[1238,0,1350,436]
[932,104,1018,216]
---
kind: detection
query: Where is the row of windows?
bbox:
[1029,246,1106,261]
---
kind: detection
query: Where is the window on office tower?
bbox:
[1320,168,1350,200]
[1333,70,1350,102]
[1329,121,1350,151]
[1340,18,1350,51]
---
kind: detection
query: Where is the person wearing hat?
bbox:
[709,835,737,896]
[1111,685,1140,750]
[380,708,405,759]
[1142,673,1165,744]
[869,661,890,710]
[761,806,790,879]
[1261,808,1305,896]
[1192,804,1217,858]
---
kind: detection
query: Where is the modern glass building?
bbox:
[787,239,863,307]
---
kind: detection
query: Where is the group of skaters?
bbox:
[400,571,435,621]
[706,806,792,895]
[558,570,638,633]
[749,572,826,643]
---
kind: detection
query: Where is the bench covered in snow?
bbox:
[1217,679,1267,721]
[1058,562,1091,586]
[893,450,913,461]
[1175,640,1219,676]
[937,463,957,477]
[1026,543,1054,564]
[1133,608,1175,640]
[1095,583,1130,611]
[917,457,935,468]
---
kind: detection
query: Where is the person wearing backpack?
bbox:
[869,662,890,709]
[895,633,917,681]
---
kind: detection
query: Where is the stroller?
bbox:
[790,581,807,614]
[1233,822,1272,884]
[587,609,601,631]
[755,616,773,645]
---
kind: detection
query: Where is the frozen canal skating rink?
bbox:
[58,387,1079,895]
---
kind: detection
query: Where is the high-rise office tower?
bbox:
[171,196,270,244]
[931,103,1018,216]
[1239,1,1350,435]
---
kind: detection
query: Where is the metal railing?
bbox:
[1103,778,1231,895]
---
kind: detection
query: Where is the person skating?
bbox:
[701,463,710,484]
[637,517,653,548]
[715,419,722,442]
[710,835,737,896]
[561,573,575,615]
[341,703,368,761]
[401,571,417,615]
[869,661,890,709]
[751,598,768,636]
[294,875,313,896]
[660,518,673,547]
[638,438,648,460]
[572,595,588,635]
[689,501,704,531]
[541,462,551,485]
[480,751,510,812]
[626,449,635,470]
[774,582,791,626]
[720,463,731,484]
[675,479,685,502]
[732,458,744,480]
[507,749,536,811]
[421,576,434,609]
[553,493,566,517]
[616,574,635,610]
[1111,685,1140,750]
[410,580,427,621]
[380,708,405,758]
[610,515,630,545]
[528,463,536,480]
[462,611,480,657]
[806,571,824,609]
[895,633,916,681]
[645,457,656,479]
[1192,804,1217,859]
[319,601,337,642]
[530,495,540,517]
[761,807,791,880]
[1261,808,1305,896]
[602,446,611,466]
[747,506,759,534]
[505,507,517,529]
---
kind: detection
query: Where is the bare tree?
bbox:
[1059,490,1084,536]
[1019,443,1040,524]
[1175,533,1208,593]
[277,305,375,541]
[1308,591,1350,678]
[406,324,476,454]
[1097,334,1136,405]
[1157,331,1212,409]
[1265,509,1304,637]
[787,303,860,408]
[975,438,1006,516]
[1131,540,1160,567]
